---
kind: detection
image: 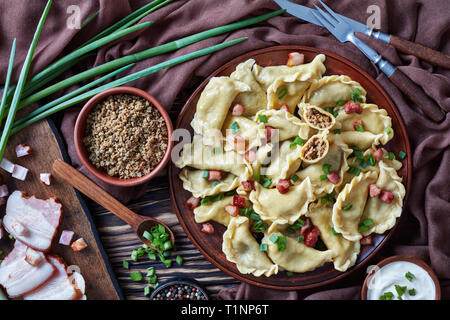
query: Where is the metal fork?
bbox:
[311,0,445,122]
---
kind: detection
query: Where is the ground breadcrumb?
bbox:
[83,94,168,179]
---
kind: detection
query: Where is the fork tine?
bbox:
[313,4,337,27]
[318,0,345,24]
[310,7,336,32]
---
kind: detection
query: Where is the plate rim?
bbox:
[169,45,412,291]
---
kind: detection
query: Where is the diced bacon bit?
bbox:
[59,230,75,246]
[0,158,15,173]
[287,52,305,67]
[241,180,255,191]
[229,134,247,153]
[186,196,200,210]
[353,120,364,131]
[12,164,29,181]
[372,148,384,161]
[15,144,32,158]
[305,226,321,247]
[40,173,52,186]
[201,223,214,234]
[244,150,256,163]
[300,218,312,237]
[266,126,277,143]
[207,170,222,181]
[344,101,363,114]
[276,179,290,194]
[360,235,374,246]
[233,195,246,209]
[280,104,290,112]
[25,247,44,266]
[0,184,8,197]
[327,172,340,185]
[231,103,244,116]
[369,184,382,198]
[71,238,88,252]
[10,220,27,236]
[225,205,239,217]
[379,190,394,204]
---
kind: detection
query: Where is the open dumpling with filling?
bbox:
[191,76,250,135]
[336,103,394,150]
[332,171,378,241]
[223,216,278,277]
[299,132,330,164]
[174,135,251,180]
[298,103,336,131]
[250,178,315,224]
[193,195,235,226]
[360,161,405,235]
[254,109,310,142]
[307,203,360,272]
[262,222,333,273]
[179,168,240,198]
[302,75,366,108]
[296,134,353,196]
[230,59,268,117]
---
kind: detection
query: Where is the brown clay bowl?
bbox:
[169,45,412,290]
[361,255,441,300]
[74,86,173,187]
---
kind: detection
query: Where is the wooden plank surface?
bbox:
[0,117,122,300]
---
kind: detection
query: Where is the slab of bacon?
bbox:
[0,241,55,298]
[23,255,84,300]
[2,191,62,252]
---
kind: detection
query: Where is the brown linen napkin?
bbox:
[1,0,449,299]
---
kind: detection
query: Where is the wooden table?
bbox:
[85,97,240,300]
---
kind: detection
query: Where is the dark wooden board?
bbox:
[169,45,413,290]
[0,117,123,300]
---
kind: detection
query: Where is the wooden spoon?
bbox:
[52,160,175,250]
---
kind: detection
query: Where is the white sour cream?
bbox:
[366,261,436,300]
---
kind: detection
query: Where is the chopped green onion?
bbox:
[331,227,341,236]
[202,170,209,179]
[408,288,416,296]
[355,124,364,132]
[148,275,158,284]
[277,87,288,100]
[388,152,395,161]
[148,252,156,260]
[260,243,268,252]
[286,271,294,277]
[336,100,346,107]
[231,121,239,134]
[362,219,374,227]
[286,218,305,233]
[333,129,341,134]
[379,292,394,300]
[262,177,272,188]
[322,164,332,174]
[351,88,363,102]
[405,271,415,282]
[326,107,334,114]
[146,267,155,277]
[269,234,278,243]
[144,285,151,296]
[290,174,299,183]
[8,235,14,240]
[385,127,392,135]
[258,114,268,123]
[290,136,305,149]
[213,181,221,186]
[297,235,304,242]
[276,235,287,251]
[212,147,222,155]
[122,261,129,269]
[320,174,327,181]
[142,230,152,241]
[342,204,353,211]
[367,154,376,166]
[347,166,361,176]
[130,271,143,282]
[395,284,407,298]
[398,151,407,160]
[176,255,183,266]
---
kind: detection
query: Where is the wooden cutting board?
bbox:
[0,117,123,300]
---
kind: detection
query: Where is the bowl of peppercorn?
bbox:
[150,278,209,300]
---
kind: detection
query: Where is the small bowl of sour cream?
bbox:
[361,256,441,300]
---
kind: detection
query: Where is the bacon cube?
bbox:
[287,52,305,67]
[15,144,32,158]
[300,218,312,237]
[265,126,277,143]
[0,158,15,173]
[186,196,200,210]
[40,173,52,186]
[369,184,382,197]
[225,205,239,217]
[241,180,255,191]
[305,226,321,247]
[207,170,222,181]
[231,104,244,116]
[344,101,363,114]
[233,195,246,209]
[244,150,256,163]
[12,164,29,181]
[201,223,214,234]
[280,104,290,112]
[327,172,340,185]
[59,230,75,246]
[276,179,290,194]
[360,235,374,246]
[71,238,88,252]
[379,190,394,204]
[372,148,384,161]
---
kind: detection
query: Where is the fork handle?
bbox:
[388,68,445,122]
[389,35,450,69]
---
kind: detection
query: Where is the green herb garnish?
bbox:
[320,174,327,181]
[277,87,288,100]
[405,271,415,282]
[202,170,209,179]
[351,88,363,103]
[146,267,155,277]
[379,292,394,300]
[395,284,407,299]
[286,218,305,234]
[269,234,279,243]
[290,136,305,149]
[258,114,268,123]
[333,129,341,134]
[122,261,129,269]
[355,124,364,132]
[260,243,268,252]
[342,204,353,211]
[262,177,272,188]
[144,285,151,296]
[359,219,374,232]
[176,255,183,266]
[385,127,392,135]
[367,154,376,166]
[130,271,143,282]
[291,174,299,183]
[408,288,416,296]
[347,166,361,176]
[388,152,395,161]
[322,164,332,174]
[336,100,346,107]
[398,151,407,160]
[331,227,341,236]
[297,235,304,242]
[231,121,239,134]
[276,235,287,251]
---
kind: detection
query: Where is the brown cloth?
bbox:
[0,0,449,299]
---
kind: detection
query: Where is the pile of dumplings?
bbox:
[174,53,406,277]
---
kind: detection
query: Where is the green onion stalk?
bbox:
[0,39,16,122]
[13,9,285,119]
[11,37,248,135]
[0,0,52,161]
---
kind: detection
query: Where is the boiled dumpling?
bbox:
[332,171,378,241]
[230,59,268,117]
[360,161,405,235]
[250,178,315,224]
[222,114,265,153]
[223,216,278,277]
[262,222,333,273]
[191,77,250,135]
[179,168,240,198]
[254,109,310,141]
[307,203,360,272]
[302,75,366,108]
[193,195,234,226]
